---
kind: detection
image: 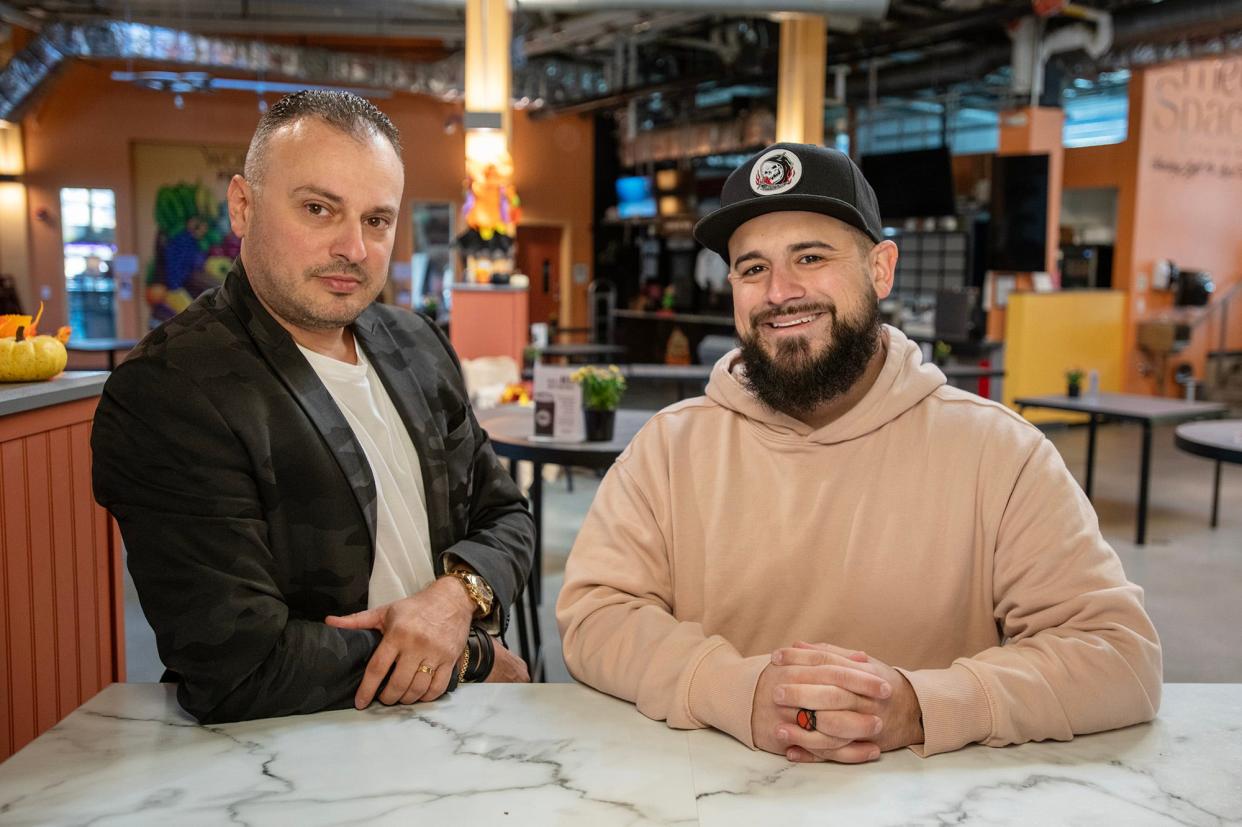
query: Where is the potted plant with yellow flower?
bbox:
[571,364,627,442]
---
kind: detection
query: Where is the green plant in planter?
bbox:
[571,364,628,411]
[1065,368,1084,397]
[933,340,952,365]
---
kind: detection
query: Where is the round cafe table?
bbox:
[1174,419,1242,528]
[476,406,654,680]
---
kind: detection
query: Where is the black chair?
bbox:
[512,579,544,683]
[504,455,545,682]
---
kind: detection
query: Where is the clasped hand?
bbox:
[751,642,924,764]
[326,576,475,709]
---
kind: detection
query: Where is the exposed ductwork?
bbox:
[422,0,888,15]
[0,19,632,120]
[0,1,41,31]
[0,21,468,120]
[847,0,1242,104]
[1,0,1238,121]
[1011,5,1113,103]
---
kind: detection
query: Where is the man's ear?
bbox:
[869,239,898,300]
[227,174,253,238]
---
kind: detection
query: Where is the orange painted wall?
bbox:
[1116,57,1242,394]
[18,61,593,341]
[1063,141,1127,190]
[511,112,594,329]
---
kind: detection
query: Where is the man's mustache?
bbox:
[305,262,368,281]
[751,302,837,327]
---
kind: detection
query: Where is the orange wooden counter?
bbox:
[449,283,529,365]
[0,372,123,761]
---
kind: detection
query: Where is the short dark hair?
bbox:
[243,90,403,185]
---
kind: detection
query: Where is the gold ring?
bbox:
[418,664,435,675]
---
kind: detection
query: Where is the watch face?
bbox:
[459,571,493,611]
[468,573,493,598]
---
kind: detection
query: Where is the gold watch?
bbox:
[449,567,494,617]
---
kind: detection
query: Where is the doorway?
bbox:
[516,224,562,329]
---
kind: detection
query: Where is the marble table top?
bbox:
[0,683,1238,826]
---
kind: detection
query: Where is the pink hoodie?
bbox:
[556,326,1161,756]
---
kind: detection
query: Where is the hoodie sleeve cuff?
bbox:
[686,642,770,749]
[896,662,993,757]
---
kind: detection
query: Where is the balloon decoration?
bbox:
[458,150,522,284]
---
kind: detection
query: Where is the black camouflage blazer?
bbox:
[92,261,534,724]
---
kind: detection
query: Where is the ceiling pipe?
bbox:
[1030,4,1113,103]
[0,21,468,121]
[0,2,41,32]
[1009,16,1040,102]
[420,0,889,16]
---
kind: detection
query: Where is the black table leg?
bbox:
[1212,460,1222,529]
[1084,414,1098,500]
[1136,422,1152,545]
[530,460,544,606]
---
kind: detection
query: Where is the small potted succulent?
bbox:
[571,364,628,442]
[1065,368,1084,398]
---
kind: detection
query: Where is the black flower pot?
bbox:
[584,408,616,442]
[1067,383,1081,398]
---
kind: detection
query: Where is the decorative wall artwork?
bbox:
[133,143,245,327]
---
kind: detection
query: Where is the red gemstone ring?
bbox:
[796,707,817,732]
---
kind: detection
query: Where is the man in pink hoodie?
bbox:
[556,143,1161,764]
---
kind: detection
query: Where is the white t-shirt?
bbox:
[298,342,436,609]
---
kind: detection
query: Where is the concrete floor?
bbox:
[123,418,1242,686]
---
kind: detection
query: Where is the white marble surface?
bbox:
[689,684,1242,826]
[1,683,1239,826]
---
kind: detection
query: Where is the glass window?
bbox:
[1063,71,1130,148]
[410,201,455,322]
[61,187,118,339]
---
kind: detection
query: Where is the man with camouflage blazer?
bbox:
[92,91,534,724]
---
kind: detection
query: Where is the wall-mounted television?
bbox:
[988,153,1049,273]
[860,147,957,221]
[616,175,657,219]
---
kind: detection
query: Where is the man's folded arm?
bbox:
[93,359,379,723]
[426,319,535,632]
[556,459,769,748]
[898,437,1162,757]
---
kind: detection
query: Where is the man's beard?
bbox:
[738,290,882,419]
[245,223,377,330]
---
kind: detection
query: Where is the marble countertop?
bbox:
[0,683,1238,826]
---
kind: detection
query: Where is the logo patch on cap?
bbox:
[750,149,802,196]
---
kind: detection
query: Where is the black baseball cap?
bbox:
[693,142,884,262]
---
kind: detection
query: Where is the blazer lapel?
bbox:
[221,262,378,553]
[352,309,454,558]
